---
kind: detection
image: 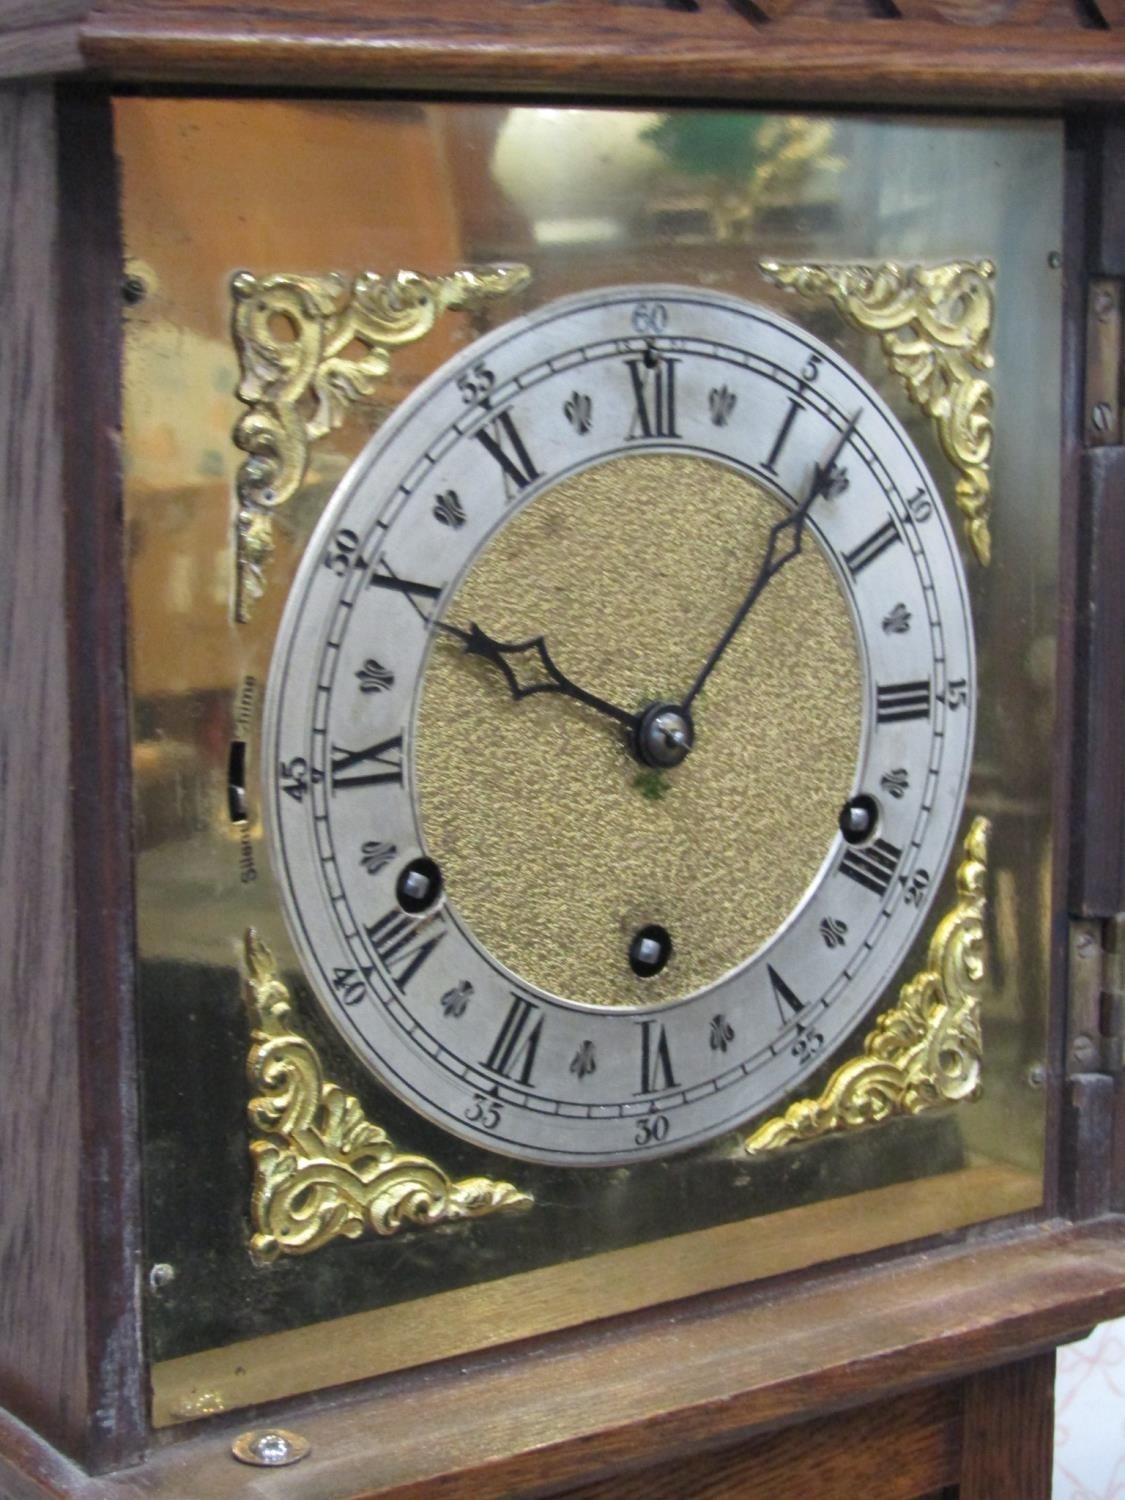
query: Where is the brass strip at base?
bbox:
[152,1159,1041,1426]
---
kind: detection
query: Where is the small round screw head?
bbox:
[395,857,443,915]
[629,924,673,978]
[839,794,879,846]
[232,1428,310,1468]
[1048,250,1062,270]
[1091,401,1114,433]
[1071,1034,1098,1067]
[148,1262,175,1292]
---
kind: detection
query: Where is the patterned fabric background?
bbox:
[1056,1321,1125,1498]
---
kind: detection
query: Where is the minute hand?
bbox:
[681,410,860,714]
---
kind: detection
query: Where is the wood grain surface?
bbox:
[0,1,1123,101]
[960,1353,1055,1499]
[555,1383,960,1499]
[1073,448,1125,918]
[56,86,146,1474]
[0,82,145,1473]
[0,81,88,1464]
[3,1217,1125,1499]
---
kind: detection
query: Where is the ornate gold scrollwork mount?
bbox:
[230,262,531,621]
[759,259,995,567]
[745,816,990,1156]
[243,930,532,1264]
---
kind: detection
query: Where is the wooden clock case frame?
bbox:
[1,5,1125,1497]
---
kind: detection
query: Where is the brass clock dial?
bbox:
[262,285,976,1165]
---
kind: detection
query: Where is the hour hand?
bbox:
[437,620,638,732]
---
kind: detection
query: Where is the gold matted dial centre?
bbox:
[416,453,862,1008]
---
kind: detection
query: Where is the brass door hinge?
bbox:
[1068,915,1125,1075]
[1085,278,1123,447]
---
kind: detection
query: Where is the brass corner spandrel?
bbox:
[745,816,990,1155]
[760,258,995,566]
[243,930,532,1264]
[230,262,530,621]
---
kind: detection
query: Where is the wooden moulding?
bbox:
[0,81,144,1474]
[56,84,147,1472]
[0,80,88,1465]
[1,1217,1123,1498]
[0,1,1123,102]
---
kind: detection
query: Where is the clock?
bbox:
[2,22,1123,1496]
[262,284,975,1165]
[108,98,1063,1432]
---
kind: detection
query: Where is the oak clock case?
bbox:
[118,100,1062,1423]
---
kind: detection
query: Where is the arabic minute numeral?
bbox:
[634,1111,670,1146]
[801,353,823,383]
[941,678,970,710]
[791,1025,825,1065]
[332,967,368,1006]
[456,360,495,405]
[323,528,365,576]
[905,486,933,523]
[278,756,321,804]
[631,300,668,335]
[465,1092,503,1131]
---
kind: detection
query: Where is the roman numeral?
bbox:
[367,562,444,622]
[840,838,902,897]
[474,408,541,499]
[843,516,902,578]
[365,908,445,988]
[483,995,544,1086]
[876,680,931,724]
[625,355,680,440]
[768,965,805,1024]
[637,1019,678,1094]
[330,734,403,791]
[762,396,803,474]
